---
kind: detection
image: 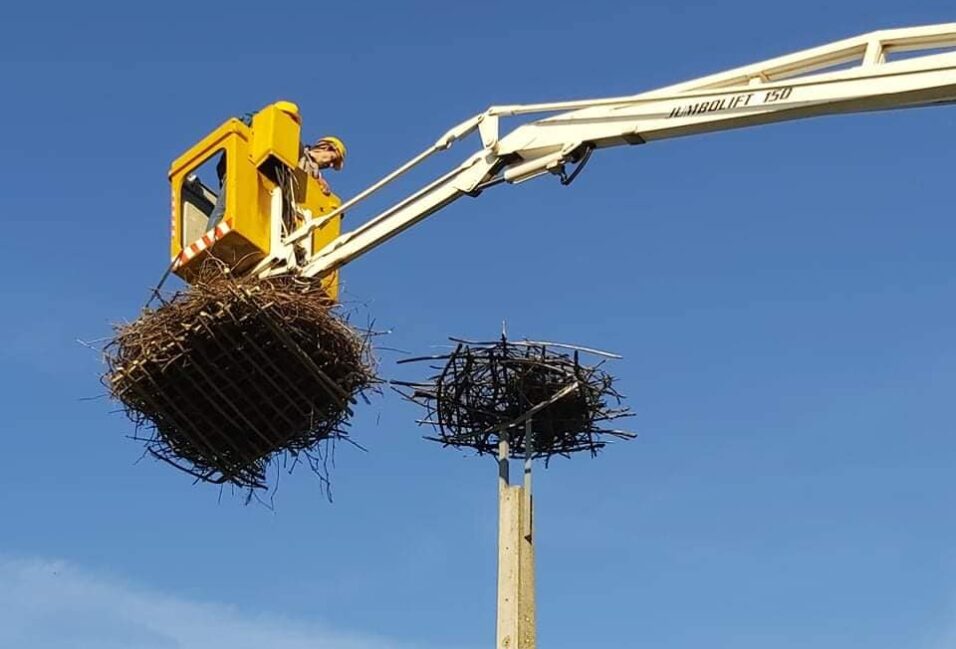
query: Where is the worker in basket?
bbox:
[299,135,346,196]
[206,135,347,229]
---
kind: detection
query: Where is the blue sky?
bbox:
[2,1,956,647]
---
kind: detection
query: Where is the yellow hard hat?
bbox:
[314,136,347,169]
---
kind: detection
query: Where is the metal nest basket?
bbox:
[395,334,634,461]
[103,267,376,493]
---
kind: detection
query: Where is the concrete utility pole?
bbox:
[496,419,536,649]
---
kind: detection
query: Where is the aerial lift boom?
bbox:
[265,22,956,280]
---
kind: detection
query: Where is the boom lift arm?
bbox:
[270,23,956,280]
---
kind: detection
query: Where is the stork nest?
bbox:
[395,336,633,460]
[103,269,376,492]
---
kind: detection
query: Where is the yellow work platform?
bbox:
[168,101,341,300]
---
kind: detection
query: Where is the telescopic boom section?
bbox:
[293,23,956,279]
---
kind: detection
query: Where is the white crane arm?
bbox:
[294,22,956,279]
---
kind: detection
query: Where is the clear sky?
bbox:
[2,1,956,648]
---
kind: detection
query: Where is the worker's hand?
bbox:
[306,146,341,171]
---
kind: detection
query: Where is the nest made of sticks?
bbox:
[103,269,376,492]
[395,335,633,460]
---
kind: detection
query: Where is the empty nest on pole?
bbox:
[395,335,633,460]
[103,269,376,492]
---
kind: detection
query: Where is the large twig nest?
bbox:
[395,335,633,460]
[104,270,376,492]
